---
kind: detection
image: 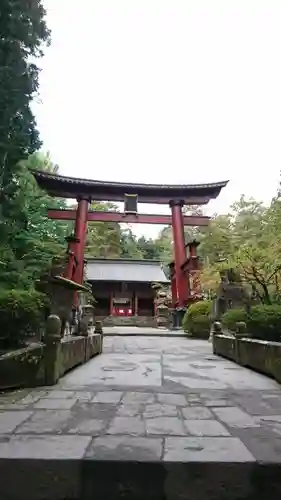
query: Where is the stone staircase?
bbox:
[1,457,281,499]
[96,315,157,328]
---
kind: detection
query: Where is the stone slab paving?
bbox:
[1,336,281,499]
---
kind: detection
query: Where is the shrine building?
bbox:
[85,258,169,326]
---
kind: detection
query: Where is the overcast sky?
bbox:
[34,0,281,236]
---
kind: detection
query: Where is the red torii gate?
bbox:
[31,170,227,313]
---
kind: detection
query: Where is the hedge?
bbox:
[182,300,212,339]
[221,304,281,342]
[0,289,48,349]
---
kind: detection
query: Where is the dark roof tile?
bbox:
[86,259,169,283]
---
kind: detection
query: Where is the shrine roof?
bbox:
[85,258,169,283]
[31,170,228,204]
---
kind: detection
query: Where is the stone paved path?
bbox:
[1,335,281,464]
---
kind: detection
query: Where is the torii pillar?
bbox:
[65,197,90,308]
[169,200,189,309]
[73,197,90,286]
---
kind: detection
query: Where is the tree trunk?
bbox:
[260,283,271,305]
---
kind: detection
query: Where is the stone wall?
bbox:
[213,334,281,384]
[60,336,87,375]
[0,344,45,390]
[85,333,103,361]
[0,334,103,390]
[46,333,103,385]
[213,334,236,361]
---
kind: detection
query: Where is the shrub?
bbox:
[0,289,48,349]
[222,304,281,342]
[220,308,248,332]
[182,300,212,339]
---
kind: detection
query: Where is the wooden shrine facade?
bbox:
[86,258,169,325]
[31,170,228,312]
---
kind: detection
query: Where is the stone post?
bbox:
[44,315,62,385]
[79,304,94,336]
[209,321,221,343]
[94,320,104,355]
[235,321,248,339]
[94,320,103,335]
[234,321,248,364]
[79,317,89,337]
[211,321,223,353]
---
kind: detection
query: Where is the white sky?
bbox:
[34,0,281,237]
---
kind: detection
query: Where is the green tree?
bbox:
[0,0,50,288]
[264,175,281,240]
[197,189,281,304]
[228,193,281,303]
[120,228,143,259]
[232,244,281,304]
[231,195,267,247]
[136,236,161,260]
[85,201,122,258]
[199,214,233,265]
[153,226,173,267]
[0,0,50,212]
[0,153,69,289]
[183,205,205,242]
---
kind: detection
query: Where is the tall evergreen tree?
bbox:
[0,0,50,240]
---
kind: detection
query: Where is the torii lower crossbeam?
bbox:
[48,209,210,226]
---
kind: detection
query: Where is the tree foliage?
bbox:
[0,1,52,289]
[0,0,50,211]
[0,288,48,348]
[199,188,281,304]
[85,201,122,258]
[0,153,69,289]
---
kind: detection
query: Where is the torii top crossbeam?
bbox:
[31,170,228,205]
